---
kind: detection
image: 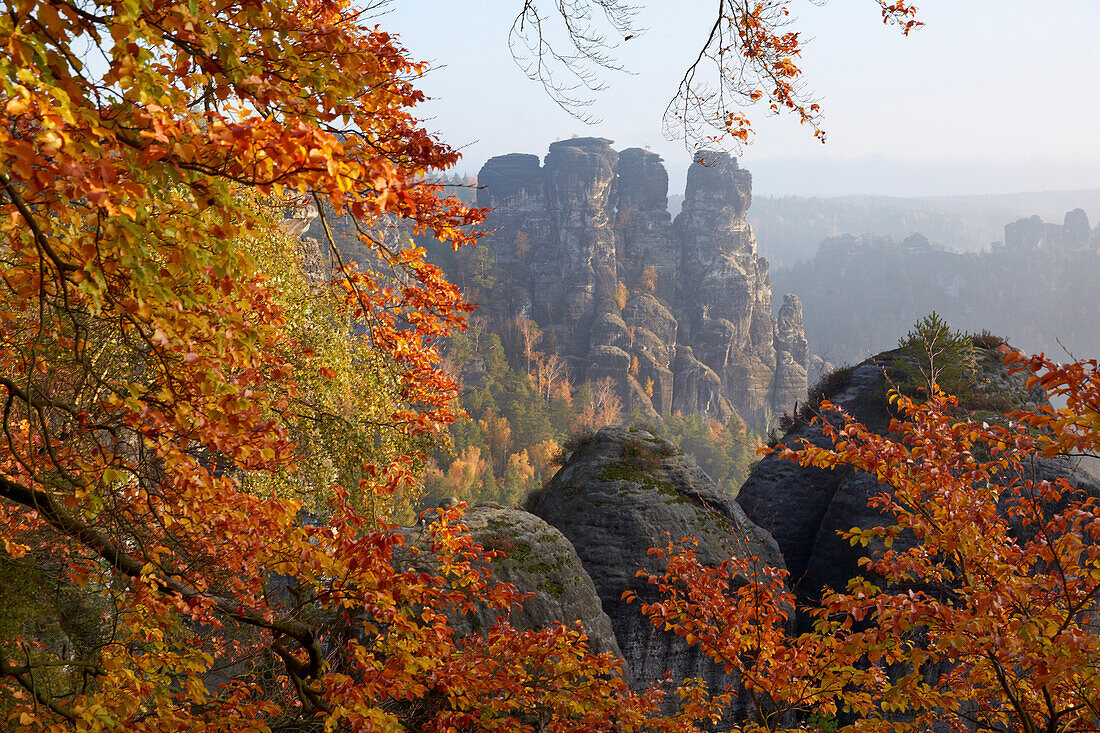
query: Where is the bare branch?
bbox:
[510,0,642,122]
[511,0,920,151]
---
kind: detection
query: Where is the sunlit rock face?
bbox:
[673,151,780,422]
[476,140,807,424]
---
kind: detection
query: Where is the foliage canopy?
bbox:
[636,354,1100,733]
[4,1,1100,732]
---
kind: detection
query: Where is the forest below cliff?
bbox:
[314,149,767,511]
[320,168,1100,511]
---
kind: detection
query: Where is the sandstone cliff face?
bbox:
[772,294,810,414]
[526,425,785,719]
[477,139,807,424]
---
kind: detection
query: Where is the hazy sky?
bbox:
[378,1,1100,197]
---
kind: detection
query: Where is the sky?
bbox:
[376,1,1100,197]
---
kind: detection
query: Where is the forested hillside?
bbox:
[309,198,762,510]
[419,317,757,508]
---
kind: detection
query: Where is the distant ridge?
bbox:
[749,189,1100,266]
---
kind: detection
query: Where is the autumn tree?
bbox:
[656,413,757,498]
[19,0,1075,730]
[893,311,978,403]
[0,0,672,729]
[533,351,571,403]
[573,377,625,432]
[635,352,1100,732]
[423,445,496,506]
[503,315,542,375]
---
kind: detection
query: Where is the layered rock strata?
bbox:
[476,139,807,424]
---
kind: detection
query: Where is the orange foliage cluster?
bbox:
[678,0,921,148]
[636,355,1100,732]
[0,0,652,727]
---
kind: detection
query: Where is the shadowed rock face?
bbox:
[400,428,789,725]
[527,426,785,720]
[737,347,1100,606]
[772,294,810,418]
[476,141,807,424]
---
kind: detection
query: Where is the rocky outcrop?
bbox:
[527,425,785,716]
[1004,208,1094,250]
[476,140,807,424]
[615,147,678,305]
[737,346,1100,606]
[670,345,733,419]
[281,203,332,284]
[1063,208,1091,247]
[403,427,789,717]
[772,294,809,416]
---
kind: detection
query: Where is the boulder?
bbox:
[402,505,624,661]
[527,425,784,715]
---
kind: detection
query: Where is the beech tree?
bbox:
[511,0,921,145]
[0,0,667,728]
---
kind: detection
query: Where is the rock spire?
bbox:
[477,139,807,424]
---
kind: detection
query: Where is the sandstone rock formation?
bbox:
[772,294,810,416]
[401,504,623,661]
[1004,208,1095,250]
[476,139,807,424]
[737,346,1100,607]
[526,425,785,717]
